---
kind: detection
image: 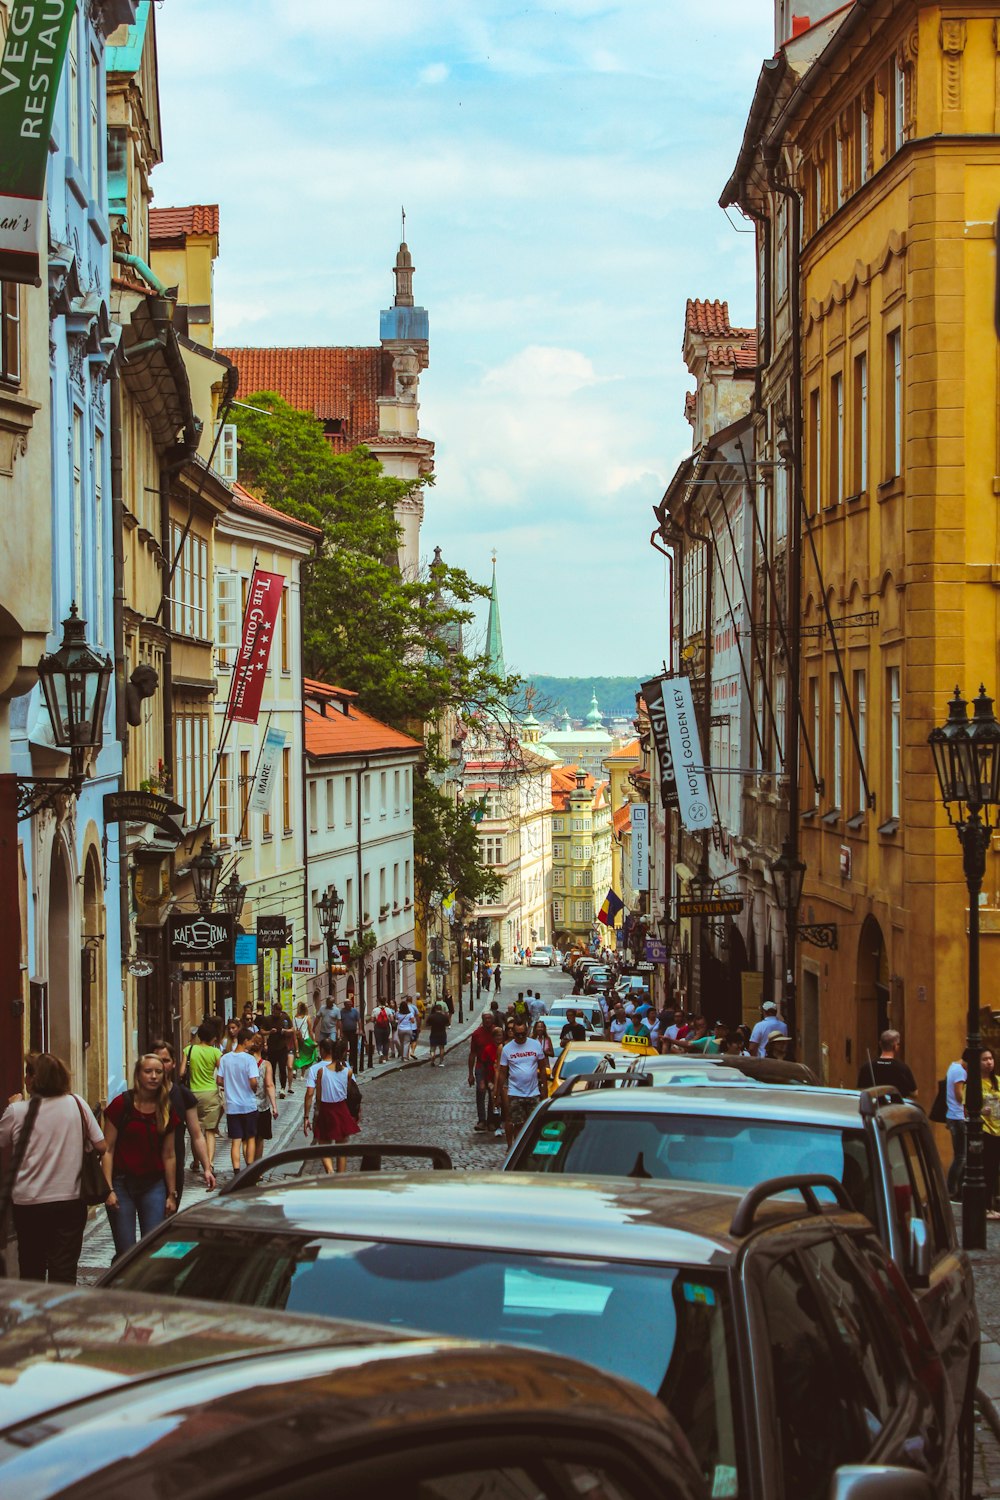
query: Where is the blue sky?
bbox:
[152,1,771,676]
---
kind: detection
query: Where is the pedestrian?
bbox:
[483,963,492,993]
[609,1004,628,1043]
[294,1001,317,1071]
[687,1017,726,1056]
[307,1039,360,1173]
[263,1002,291,1098]
[313,991,341,1047]
[247,1037,279,1158]
[748,1000,787,1057]
[559,1009,587,1046]
[397,997,419,1060]
[468,1010,496,1131]
[428,1000,449,1065]
[980,1048,1000,1220]
[220,1018,241,1054]
[944,1048,969,1201]
[241,1003,258,1034]
[486,1025,506,1134]
[151,1040,216,1204]
[216,1028,260,1173]
[373,1000,394,1062]
[531,1019,554,1061]
[102,1054,179,1257]
[0,1052,107,1284]
[340,996,361,1072]
[493,964,502,995]
[528,990,546,1023]
[177,1022,224,1174]
[856,1029,918,1097]
[498,1017,549,1148]
[622,1011,651,1046]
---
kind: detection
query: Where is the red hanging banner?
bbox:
[226,568,284,724]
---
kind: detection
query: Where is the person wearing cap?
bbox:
[749,1000,788,1057]
[764,1031,793,1059]
[685,1016,726,1056]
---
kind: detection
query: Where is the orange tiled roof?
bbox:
[304,677,357,701]
[613,805,631,836]
[218,345,389,452]
[707,333,758,370]
[229,481,322,542]
[684,391,696,424]
[685,297,753,343]
[606,739,640,761]
[305,701,420,761]
[149,204,219,241]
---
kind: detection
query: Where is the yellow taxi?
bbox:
[548,1037,658,1096]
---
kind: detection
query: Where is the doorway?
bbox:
[82,849,106,1107]
[47,838,73,1074]
[856,914,888,1072]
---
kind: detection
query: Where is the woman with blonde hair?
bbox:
[102,1053,180,1257]
[247,1035,279,1158]
[0,1052,107,1284]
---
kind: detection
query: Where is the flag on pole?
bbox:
[597,889,625,926]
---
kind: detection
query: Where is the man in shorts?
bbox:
[499,1016,549,1148]
[216,1028,260,1172]
[180,1020,224,1172]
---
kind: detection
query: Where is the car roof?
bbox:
[559,1040,647,1054]
[546,1082,918,1128]
[146,1170,865,1270]
[0,1286,699,1499]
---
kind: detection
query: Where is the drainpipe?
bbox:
[357,758,370,1066]
[300,565,311,991]
[113,251,171,297]
[109,359,130,972]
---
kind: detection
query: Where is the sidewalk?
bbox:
[78,1006,483,1281]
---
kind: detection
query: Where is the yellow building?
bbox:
[603,739,642,953]
[728,1,1000,1088]
[550,766,612,951]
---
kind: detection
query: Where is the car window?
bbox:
[111,1233,740,1492]
[509,1112,872,1206]
[558,1054,605,1080]
[763,1252,872,1500]
[798,1237,896,1433]
[884,1131,947,1259]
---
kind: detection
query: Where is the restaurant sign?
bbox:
[167,912,236,963]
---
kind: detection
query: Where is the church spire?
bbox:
[486,552,505,679]
[393,236,414,308]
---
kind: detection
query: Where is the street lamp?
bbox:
[769,838,807,1045]
[190,839,223,914]
[18,605,114,820]
[929,685,1000,1250]
[219,869,247,922]
[316,884,345,999]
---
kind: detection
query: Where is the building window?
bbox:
[482,835,505,866]
[393,769,400,815]
[774,198,788,301]
[393,863,400,907]
[774,673,786,767]
[853,352,868,495]
[282,747,292,834]
[362,774,371,821]
[835,132,845,206]
[808,676,820,806]
[886,329,902,479]
[553,900,564,924]
[89,49,100,193]
[859,100,870,185]
[308,781,318,834]
[888,666,902,819]
[379,770,387,819]
[808,386,821,513]
[215,573,240,668]
[774,460,787,542]
[68,17,80,161]
[94,429,104,642]
[574,900,593,923]
[169,522,207,638]
[379,867,387,910]
[239,750,251,843]
[404,767,411,811]
[831,675,843,810]
[753,672,765,772]
[892,56,906,152]
[552,818,564,834]
[813,163,823,232]
[404,859,411,903]
[72,408,84,608]
[363,873,370,923]
[345,877,354,931]
[217,752,234,844]
[326,776,335,828]
[280,587,290,673]
[173,704,209,828]
[345,775,354,824]
[853,669,867,813]
[830,372,844,504]
[1,283,20,385]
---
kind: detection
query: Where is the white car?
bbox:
[529,945,555,967]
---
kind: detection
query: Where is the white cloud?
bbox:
[419,62,450,85]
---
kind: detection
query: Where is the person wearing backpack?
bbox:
[373,1002,394,1063]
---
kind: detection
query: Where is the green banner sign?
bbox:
[0,1,78,285]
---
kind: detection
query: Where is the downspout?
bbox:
[357,758,370,1056]
[113,251,171,297]
[110,358,130,966]
[300,565,311,986]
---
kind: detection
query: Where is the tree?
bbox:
[232,393,519,908]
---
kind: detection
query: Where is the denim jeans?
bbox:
[947,1121,967,1200]
[106,1174,167,1258]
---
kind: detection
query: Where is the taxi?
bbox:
[548,1037,657,1095]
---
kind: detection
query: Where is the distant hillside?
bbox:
[529,676,644,723]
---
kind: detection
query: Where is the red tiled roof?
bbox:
[304,677,357,701]
[229,481,322,542]
[149,204,219,241]
[613,805,631,836]
[684,391,696,424]
[685,298,754,344]
[707,334,758,370]
[606,739,640,761]
[305,701,420,761]
[219,346,389,453]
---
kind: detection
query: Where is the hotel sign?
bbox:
[662,676,713,832]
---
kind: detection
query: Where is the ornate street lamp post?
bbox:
[316,883,345,1000]
[190,839,223,915]
[18,604,114,819]
[929,686,1000,1250]
[220,869,247,923]
[769,839,806,1049]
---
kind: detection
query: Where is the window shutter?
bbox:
[215,572,240,667]
[214,423,238,482]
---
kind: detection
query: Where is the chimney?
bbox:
[791,14,810,37]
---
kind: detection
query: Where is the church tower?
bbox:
[486,553,506,679]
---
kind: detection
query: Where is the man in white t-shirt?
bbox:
[216,1029,260,1172]
[609,1005,629,1043]
[749,1001,787,1056]
[499,1018,549,1147]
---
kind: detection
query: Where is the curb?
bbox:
[353,1011,481,1085]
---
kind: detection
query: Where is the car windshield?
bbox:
[558,1053,607,1079]
[109,1231,742,1495]
[511,1112,874,1214]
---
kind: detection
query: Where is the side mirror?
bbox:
[830,1466,936,1500]
[908,1216,931,1288]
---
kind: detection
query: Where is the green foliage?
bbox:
[529,676,647,721]
[233,393,517,912]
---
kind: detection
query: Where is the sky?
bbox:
[151,1,772,678]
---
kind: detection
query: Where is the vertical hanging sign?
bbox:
[662,676,714,832]
[640,676,680,811]
[249,726,287,814]
[226,568,284,725]
[0,2,78,284]
[630,804,649,891]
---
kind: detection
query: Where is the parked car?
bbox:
[504,1078,980,1485]
[616,1053,820,1086]
[0,1281,709,1500]
[98,1158,951,1500]
[528,944,555,967]
[613,973,651,1002]
[583,966,612,993]
[549,1038,658,1095]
